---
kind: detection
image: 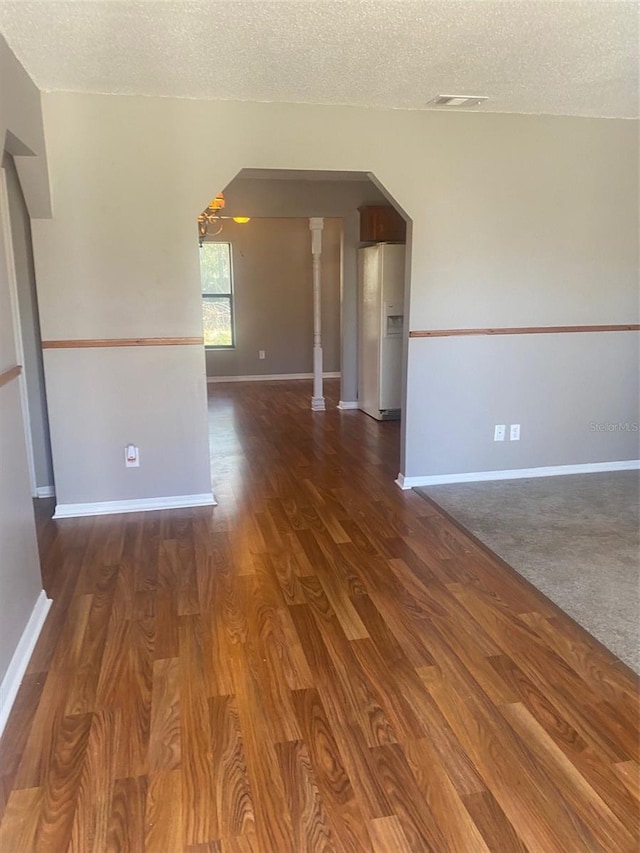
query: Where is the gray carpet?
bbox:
[417,471,640,672]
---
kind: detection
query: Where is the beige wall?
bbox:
[32,92,639,508]
[408,332,640,476]
[45,346,211,504]
[0,35,49,686]
[205,217,342,378]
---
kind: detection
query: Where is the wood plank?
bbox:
[453,585,639,764]
[148,658,181,772]
[209,695,255,840]
[0,363,21,388]
[461,789,528,852]
[230,642,296,852]
[426,662,614,851]
[288,604,393,821]
[520,611,639,718]
[42,336,204,348]
[36,712,94,850]
[69,708,122,851]
[65,570,117,715]
[410,324,640,337]
[296,528,369,640]
[178,615,217,846]
[145,770,183,852]
[300,584,399,749]
[502,702,637,851]
[106,776,147,853]
[219,836,259,853]
[291,688,372,852]
[0,671,47,821]
[368,743,457,851]
[401,736,491,851]
[368,815,411,851]
[13,668,75,789]
[488,653,639,829]
[614,760,640,801]
[0,787,43,851]
[275,740,334,851]
[114,617,155,778]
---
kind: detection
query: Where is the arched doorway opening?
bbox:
[193,168,412,498]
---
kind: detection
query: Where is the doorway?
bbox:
[0,155,54,499]
[195,169,411,494]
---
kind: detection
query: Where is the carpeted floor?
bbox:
[417,471,640,673]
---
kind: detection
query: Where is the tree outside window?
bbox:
[200,242,234,347]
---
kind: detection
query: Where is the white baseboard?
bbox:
[36,485,55,498]
[396,459,640,490]
[0,590,52,739]
[337,401,359,410]
[53,492,216,519]
[207,372,340,383]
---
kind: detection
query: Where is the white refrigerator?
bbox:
[357,243,405,420]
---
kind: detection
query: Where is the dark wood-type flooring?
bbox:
[0,379,638,851]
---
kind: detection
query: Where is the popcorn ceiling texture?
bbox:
[0,0,637,118]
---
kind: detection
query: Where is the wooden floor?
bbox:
[0,379,638,852]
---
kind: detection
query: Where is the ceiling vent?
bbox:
[427,95,488,108]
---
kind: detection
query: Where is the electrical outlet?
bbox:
[125,444,140,467]
[494,424,506,442]
[510,424,521,441]
[259,350,266,359]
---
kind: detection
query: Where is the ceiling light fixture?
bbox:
[198,193,251,245]
[427,95,488,108]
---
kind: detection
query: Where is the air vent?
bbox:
[427,95,488,108]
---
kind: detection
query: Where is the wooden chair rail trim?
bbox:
[42,337,204,349]
[0,364,22,389]
[410,324,640,338]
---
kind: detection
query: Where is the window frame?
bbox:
[200,241,236,350]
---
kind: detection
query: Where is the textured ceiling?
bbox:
[0,1,638,118]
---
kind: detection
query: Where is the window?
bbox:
[200,242,234,347]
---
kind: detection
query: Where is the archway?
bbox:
[194,168,412,494]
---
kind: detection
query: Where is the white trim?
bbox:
[310,217,325,408]
[0,590,52,739]
[0,167,38,497]
[337,401,359,410]
[395,459,640,490]
[207,372,340,383]
[36,485,55,498]
[53,492,216,519]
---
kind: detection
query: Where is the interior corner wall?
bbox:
[204,217,342,378]
[0,34,50,687]
[34,92,639,506]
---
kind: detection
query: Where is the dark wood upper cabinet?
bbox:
[359,205,406,243]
